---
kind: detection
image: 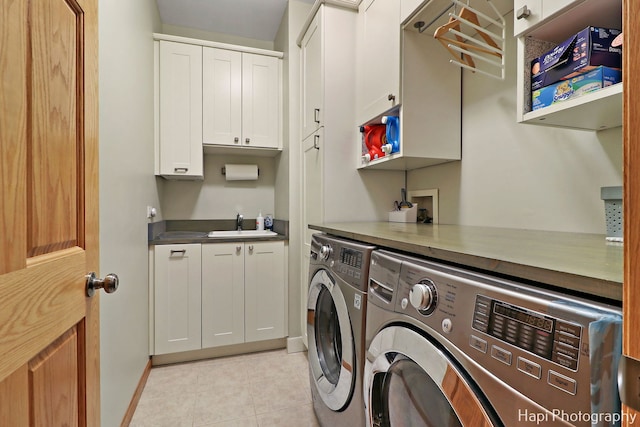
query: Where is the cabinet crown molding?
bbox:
[153,33,283,58]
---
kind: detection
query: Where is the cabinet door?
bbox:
[158,41,203,178]
[358,0,400,123]
[242,53,281,149]
[245,241,286,342]
[302,130,323,249]
[202,47,242,146]
[154,244,202,355]
[542,0,580,18]
[201,243,245,348]
[300,9,323,140]
[400,0,423,22]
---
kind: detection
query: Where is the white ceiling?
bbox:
[156,0,315,42]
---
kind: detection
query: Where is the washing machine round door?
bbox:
[307,269,355,411]
[364,326,499,427]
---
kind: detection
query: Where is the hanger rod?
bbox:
[417,3,454,34]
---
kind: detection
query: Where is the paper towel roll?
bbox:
[224,164,258,181]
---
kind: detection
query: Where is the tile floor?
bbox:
[130,349,320,427]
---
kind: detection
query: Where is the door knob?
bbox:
[86,272,119,297]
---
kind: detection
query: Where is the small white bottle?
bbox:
[256,211,264,231]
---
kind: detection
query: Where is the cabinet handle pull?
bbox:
[234,137,239,143]
[314,108,320,123]
[387,94,396,102]
[236,245,242,252]
[314,134,320,150]
[245,138,250,144]
[248,245,254,252]
[170,249,186,255]
[174,167,188,173]
[516,5,530,19]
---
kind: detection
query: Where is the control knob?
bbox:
[409,280,438,315]
[319,245,333,261]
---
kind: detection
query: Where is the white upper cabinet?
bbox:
[514,0,623,130]
[358,1,462,170]
[357,0,401,124]
[156,41,203,179]
[202,48,243,147]
[513,0,580,38]
[203,48,281,150]
[154,34,283,171]
[300,10,323,140]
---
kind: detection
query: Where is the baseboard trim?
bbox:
[120,358,152,427]
[287,336,307,353]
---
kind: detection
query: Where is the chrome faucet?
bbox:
[236,213,243,231]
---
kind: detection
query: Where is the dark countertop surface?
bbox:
[309,222,623,302]
[148,219,289,245]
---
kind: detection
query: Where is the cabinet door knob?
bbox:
[234,137,239,143]
[245,138,250,144]
[86,272,119,297]
[516,5,531,19]
[248,245,254,252]
[236,245,241,252]
[388,94,396,102]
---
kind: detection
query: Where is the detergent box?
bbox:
[532,66,621,111]
[530,27,622,91]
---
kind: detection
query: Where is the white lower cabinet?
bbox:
[201,242,245,348]
[153,244,202,355]
[243,241,286,342]
[152,241,286,356]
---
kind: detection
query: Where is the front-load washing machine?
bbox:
[307,233,375,426]
[364,250,622,427]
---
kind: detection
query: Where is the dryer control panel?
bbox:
[473,295,582,371]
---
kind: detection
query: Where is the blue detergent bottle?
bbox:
[381,116,400,154]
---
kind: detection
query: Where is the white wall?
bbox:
[98,1,161,426]
[161,154,276,220]
[162,23,275,51]
[408,11,622,234]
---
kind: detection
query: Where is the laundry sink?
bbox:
[207,230,278,238]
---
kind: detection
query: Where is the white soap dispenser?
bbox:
[256,211,264,231]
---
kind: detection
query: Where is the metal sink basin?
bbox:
[207,230,277,238]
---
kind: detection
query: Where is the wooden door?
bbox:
[0,0,100,425]
[623,0,640,425]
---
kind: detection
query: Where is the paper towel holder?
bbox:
[221,166,260,176]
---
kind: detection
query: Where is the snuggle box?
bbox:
[530,27,622,91]
[532,66,621,111]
